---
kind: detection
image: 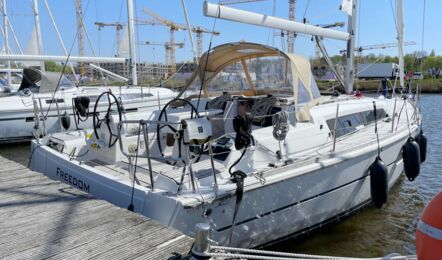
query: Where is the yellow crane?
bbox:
[143,41,184,68]
[142,7,185,74]
[142,7,219,73]
[94,22,124,57]
[191,27,220,58]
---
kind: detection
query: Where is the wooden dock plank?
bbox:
[0,144,193,259]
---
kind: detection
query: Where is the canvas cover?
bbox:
[182,42,321,120]
[19,68,75,93]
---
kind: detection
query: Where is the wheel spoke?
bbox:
[166,125,177,132]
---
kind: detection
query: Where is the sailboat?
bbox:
[29,0,426,248]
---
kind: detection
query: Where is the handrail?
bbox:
[116,119,206,193]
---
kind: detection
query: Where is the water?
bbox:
[271,94,442,257]
[1,95,441,258]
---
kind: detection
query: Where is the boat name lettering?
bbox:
[56,168,90,192]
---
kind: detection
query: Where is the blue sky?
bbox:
[4,0,439,63]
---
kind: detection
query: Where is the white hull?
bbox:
[30,105,417,247]
[28,42,423,248]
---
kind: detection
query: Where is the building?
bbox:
[94,62,172,81]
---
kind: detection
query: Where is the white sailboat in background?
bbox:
[119,27,130,58]
[29,0,427,248]
[0,0,176,143]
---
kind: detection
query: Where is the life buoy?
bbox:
[402,137,421,181]
[369,156,388,208]
[416,192,442,259]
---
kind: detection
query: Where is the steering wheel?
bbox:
[93,91,122,148]
[156,98,203,165]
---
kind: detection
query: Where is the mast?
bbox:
[1,0,10,86]
[75,0,85,76]
[126,0,137,86]
[287,0,296,53]
[397,0,404,89]
[32,0,45,71]
[344,0,358,94]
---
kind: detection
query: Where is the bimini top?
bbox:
[182,42,322,120]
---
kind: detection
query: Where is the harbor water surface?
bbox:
[1,94,441,258]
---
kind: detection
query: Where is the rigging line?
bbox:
[195,0,221,112]
[94,0,100,56]
[388,0,398,35]
[302,0,312,20]
[266,0,276,46]
[418,0,426,105]
[128,123,142,212]
[43,0,90,120]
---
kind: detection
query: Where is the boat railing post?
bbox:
[332,103,339,152]
[38,98,47,136]
[54,100,62,131]
[207,140,218,190]
[191,223,211,259]
[185,147,197,193]
[141,122,155,191]
[391,96,397,132]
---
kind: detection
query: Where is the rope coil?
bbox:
[272,111,290,141]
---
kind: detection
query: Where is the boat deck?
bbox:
[0,143,193,259]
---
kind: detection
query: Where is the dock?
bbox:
[0,143,193,259]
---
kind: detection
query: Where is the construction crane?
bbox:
[190,27,220,58]
[94,22,124,57]
[340,41,417,54]
[143,41,184,68]
[142,7,186,74]
[142,7,220,72]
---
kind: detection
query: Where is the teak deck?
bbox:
[0,143,193,259]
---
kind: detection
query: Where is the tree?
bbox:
[44,61,64,72]
[430,49,436,57]
[423,56,442,78]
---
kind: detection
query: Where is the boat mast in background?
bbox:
[32,0,45,71]
[127,0,138,86]
[75,0,85,77]
[344,0,358,94]
[397,0,405,89]
[1,0,11,86]
[287,0,296,53]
